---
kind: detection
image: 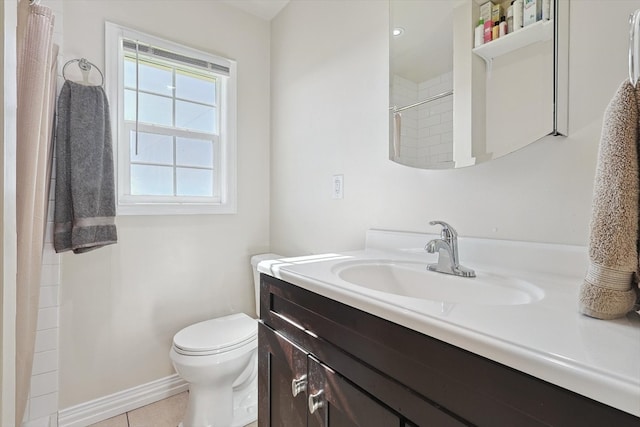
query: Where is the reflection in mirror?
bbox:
[389,0,568,169]
[390,1,454,169]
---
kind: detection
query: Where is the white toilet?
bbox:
[169,253,281,427]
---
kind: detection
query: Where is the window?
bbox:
[105,22,237,215]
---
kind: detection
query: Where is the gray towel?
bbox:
[579,81,639,319]
[54,80,117,253]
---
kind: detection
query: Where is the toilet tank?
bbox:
[250,253,282,317]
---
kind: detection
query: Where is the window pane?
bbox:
[176,167,213,197]
[130,131,173,165]
[130,164,173,196]
[125,91,173,126]
[176,137,213,168]
[176,71,215,105]
[124,58,136,88]
[176,101,216,133]
[124,89,136,121]
[139,61,173,96]
[139,92,173,126]
[124,57,174,96]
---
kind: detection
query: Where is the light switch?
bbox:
[332,175,344,199]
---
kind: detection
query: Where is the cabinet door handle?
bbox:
[308,390,325,414]
[291,375,307,397]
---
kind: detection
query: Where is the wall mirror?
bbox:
[389,0,568,169]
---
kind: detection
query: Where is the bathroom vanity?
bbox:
[257,230,640,426]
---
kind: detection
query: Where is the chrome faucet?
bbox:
[425,221,475,278]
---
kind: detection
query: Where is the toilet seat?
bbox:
[173,313,257,356]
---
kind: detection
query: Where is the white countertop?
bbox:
[258,229,640,417]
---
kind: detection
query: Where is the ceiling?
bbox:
[221,0,290,20]
[392,1,454,82]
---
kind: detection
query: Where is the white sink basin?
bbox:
[333,260,544,306]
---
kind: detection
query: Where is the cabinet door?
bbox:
[258,323,308,427]
[307,356,401,427]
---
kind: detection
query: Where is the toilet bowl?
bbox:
[170,313,258,427]
[170,253,281,427]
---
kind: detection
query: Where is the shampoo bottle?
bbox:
[484,19,493,43]
[499,16,507,37]
[492,21,499,40]
[507,3,514,33]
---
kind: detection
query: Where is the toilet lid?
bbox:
[173,313,257,355]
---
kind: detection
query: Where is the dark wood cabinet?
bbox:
[258,323,308,426]
[258,274,640,426]
[259,323,402,427]
[306,355,401,427]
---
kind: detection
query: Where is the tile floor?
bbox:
[88,392,258,427]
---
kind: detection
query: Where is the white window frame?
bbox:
[105,22,237,215]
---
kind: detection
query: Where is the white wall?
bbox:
[55,0,639,412]
[270,0,637,256]
[58,1,271,408]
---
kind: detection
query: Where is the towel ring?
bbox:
[62,58,104,87]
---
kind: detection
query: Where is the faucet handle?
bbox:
[429,220,458,240]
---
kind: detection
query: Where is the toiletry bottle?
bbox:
[491,3,502,25]
[474,18,485,48]
[492,21,499,40]
[484,18,493,43]
[542,0,551,20]
[507,3,514,33]
[499,16,507,37]
[513,0,523,31]
[480,1,492,23]
[523,0,542,26]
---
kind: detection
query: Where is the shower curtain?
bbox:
[15,0,56,423]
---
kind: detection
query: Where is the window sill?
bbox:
[117,202,236,216]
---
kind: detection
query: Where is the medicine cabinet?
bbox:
[389,0,568,169]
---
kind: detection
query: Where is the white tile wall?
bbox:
[29,391,59,422]
[391,72,454,168]
[25,184,61,427]
[36,307,59,331]
[23,1,63,426]
[31,371,58,397]
[32,350,59,376]
[34,328,58,353]
[25,237,60,427]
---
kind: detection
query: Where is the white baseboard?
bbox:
[57,374,188,427]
